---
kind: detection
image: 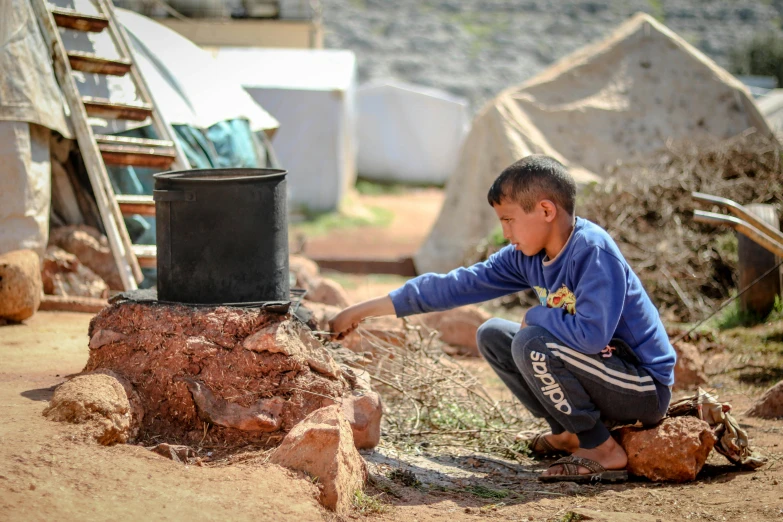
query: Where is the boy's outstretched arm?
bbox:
[329,295,395,339]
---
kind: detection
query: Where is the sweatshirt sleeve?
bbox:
[524,245,627,354]
[389,245,531,317]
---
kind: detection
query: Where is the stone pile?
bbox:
[45,299,381,511]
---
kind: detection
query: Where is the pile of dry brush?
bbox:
[474,132,783,323]
[351,322,540,456]
[581,132,782,323]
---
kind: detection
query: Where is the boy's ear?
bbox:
[540,199,557,221]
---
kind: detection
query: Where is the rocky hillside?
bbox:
[322,0,783,111]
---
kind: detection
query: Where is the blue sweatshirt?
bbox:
[390,217,676,386]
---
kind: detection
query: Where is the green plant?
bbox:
[712,294,783,330]
[464,484,509,499]
[387,468,422,488]
[352,489,389,515]
[289,205,393,237]
[558,512,585,522]
[355,178,407,195]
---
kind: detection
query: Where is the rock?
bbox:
[746,380,783,419]
[41,246,109,299]
[49,225,122,290]
[341,391,383,450]
[616,416,716,482]
[88,369,144,436]
[85,304,352,444]
[0,249,42,322]
[149,443,198,463]
[420,305,491,357]
[270,405,367,512]
[290,255,320,287]
[672,341,707,390]
[243,319,342,378]
[184,377,285,432]
[307,277,352,308]
[43,373,136,445]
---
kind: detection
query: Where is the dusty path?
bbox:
[300,188,445,260]
[2,310,782,521]
[0,312,323,522]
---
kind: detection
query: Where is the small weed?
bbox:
[387,468,422,488]
[352,489,389,515]
[463,484,509,500]
[558,511,585,522]
[355,178,408,195]
[289,205,393,237]
[713,296,783,330]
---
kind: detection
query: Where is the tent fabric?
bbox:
[415,12,773,275]
[757,89,783,132]
[356,81,470,185]
[214,48,358,212]
[46,0,278,134]
[0,0,72,138]
[0,122,52,257]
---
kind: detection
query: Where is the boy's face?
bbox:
[492,199,552,256]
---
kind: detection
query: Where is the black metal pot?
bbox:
[153,168,289,305]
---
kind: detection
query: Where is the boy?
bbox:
[329,155,676,483]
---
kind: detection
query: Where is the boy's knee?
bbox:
[511,326,556,372]
[476,318,511,357]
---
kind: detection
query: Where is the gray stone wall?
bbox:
[323,0,783,111]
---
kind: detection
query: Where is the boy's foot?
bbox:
[540,436,627,477]
[518,431,579,456]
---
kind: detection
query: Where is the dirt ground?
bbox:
[0,312,324,522]
[2,189,782,521]
[298,188,446,260]
[2,310,783,522]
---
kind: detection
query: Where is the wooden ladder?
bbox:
[31,0,188,289]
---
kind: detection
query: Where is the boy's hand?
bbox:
[327,296,396,340]
[329,310,361,340]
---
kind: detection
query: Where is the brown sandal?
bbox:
[519,432,568,458]
[538,455,628,483]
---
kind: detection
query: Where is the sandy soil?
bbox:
[3,310,782,522]
[300,188,445,260]
[2,189,782,521]
[0,312,323,522]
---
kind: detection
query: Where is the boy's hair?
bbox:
[486,155,576,215]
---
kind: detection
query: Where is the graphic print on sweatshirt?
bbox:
[533,284,577,315]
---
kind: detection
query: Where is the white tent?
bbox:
[213,48,357,212]
[757,89,783,132]
[356,81,470,185]
[48,1,279,135]
[415,13,772,274]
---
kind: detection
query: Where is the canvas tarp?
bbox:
[415,12,772,274]
[757,89,783,132]
[0,0,73,255]
[356,81,470,185]
[213,48,357,212]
